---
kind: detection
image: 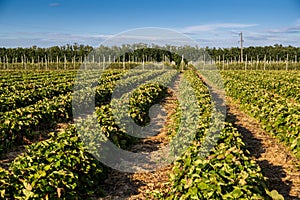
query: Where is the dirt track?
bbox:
[226,97,300,200]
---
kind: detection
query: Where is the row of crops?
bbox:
[157,70,281,199]
[0,69,168,154]
[2,62,300,71]
[215,62,300,70]
[0,68,286,199]
[0,62,146,71]
[0,69,180,198]
[221,70,300,158]
[0,70,122,154]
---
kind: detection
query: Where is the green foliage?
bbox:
[0,73,75,113]
[0,93,73,155]
[0,70,125,156]
[1,44,300,65]
[0,69,286,199]
[160,70,282,199]
[1,126,106,199]
[95,70,177,147]
[1,69,179,199]
[167,125,279,199]
[222,70,300,158]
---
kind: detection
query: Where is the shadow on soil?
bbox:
[226,111,299,200]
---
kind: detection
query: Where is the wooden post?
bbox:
[45,55,48,70]
[245,54,247,70]
[56,56,59,70]
[103,55,105,70]
[240,32,243,63]
[255,55,258,70]
[142,54,145,70]
[37,56,40,70]
[12,57,14,69]
[5,55,8,70]
[73,56,76,69]
[122,55,125,70]
[222,54,224,70]
[24,55,27,70]
[181,55,184,71]
[98,56,101,69]
[264,55,266,70]
[84,55,87,70]
[286,53,288,70]
[64,54,66,70]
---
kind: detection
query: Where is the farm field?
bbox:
[0,67,299,199]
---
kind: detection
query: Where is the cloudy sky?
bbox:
[0,0,299,48]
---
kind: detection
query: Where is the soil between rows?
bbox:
[226,97,300,200]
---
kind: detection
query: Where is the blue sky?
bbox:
[0,0,299,47]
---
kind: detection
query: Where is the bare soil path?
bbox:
[98,74,182,200]
[226,98,300,200]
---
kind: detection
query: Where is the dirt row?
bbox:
[98,75,181,199]
[226,97,300,200]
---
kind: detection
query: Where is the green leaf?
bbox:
[265,189,284,200]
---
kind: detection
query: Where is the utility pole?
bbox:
[239,32,244,63]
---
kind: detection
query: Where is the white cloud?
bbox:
[267,25,300,34]
[1,21,300,48]
[177,21,300,47]
[181,23,258,33]
[0,32,112,47]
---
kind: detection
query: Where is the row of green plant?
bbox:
[78,70,178,148]
[215,63,300,70]
[0,70,127,155]
[223,70,300,102]
[0,81,74,113]
[111,70,178,133]
[0,69,172,155]
[0,125,107,199]
[0,93,73,155]
[0,70,76,87]
[0,70,110,94]
[0,62,147,70]
[0,69,118,89]
[0,70,179,199]
[222,70,300,158]
[156,70,282,199]
[0,63,83,71]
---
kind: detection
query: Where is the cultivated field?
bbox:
[0,66,299,199]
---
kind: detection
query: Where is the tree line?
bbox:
[0,43,299,63]
[205,44,299,62]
